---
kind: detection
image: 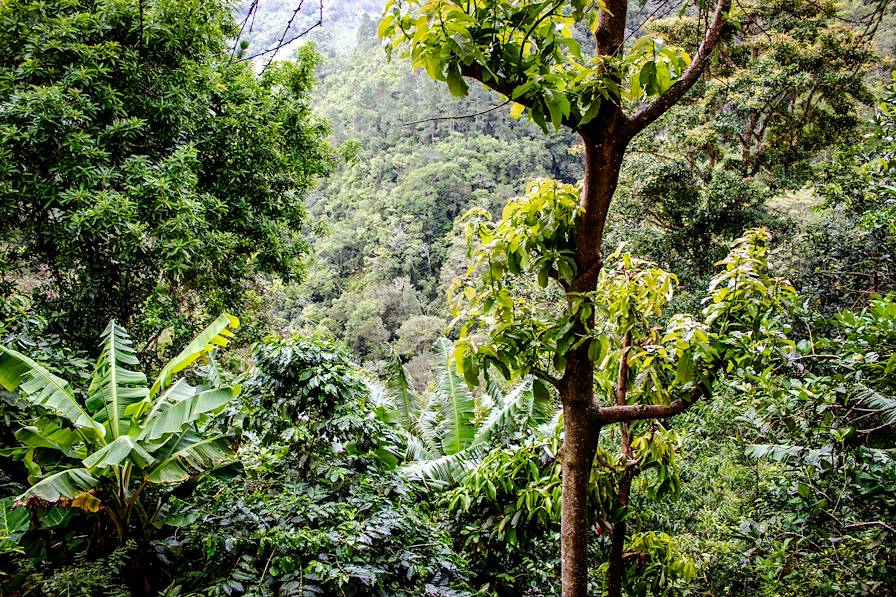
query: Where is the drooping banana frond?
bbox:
[146,432,233,483]
[416,405,442,455]
[473,376,555,444]
[12,419,87,460]
[856,383,896,429]
[401,443,488,489]
[538,409,564,437]
[484,368,507,409]
[395,428,434,461]
[86,321,149,439]
[150,313,240,398]
[434,338,476,456]
[0,346,105,440]
[386,351,421,432]
[18,468,99,502]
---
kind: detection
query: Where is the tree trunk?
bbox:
[559,124,628,596]
[560,363,600,597]
[606,474,633,597]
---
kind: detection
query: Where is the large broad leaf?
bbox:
[0,498,29,545]
[396,428,434,461]
[86,321,148,439]
[0,346,104,439]
[386,352,421,432]
[150,313,239,398]
[14,419,86,459]
[434,338,476,456]
[146,433,233,484]
[83,436,154,470]
[139,385,240,442]
[19,468,99,502]
[484,369,507,409]
[856,383,896,428]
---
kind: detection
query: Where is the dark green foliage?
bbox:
[613,160,773,281]
[0,0,331,351]
[164,338,470,596]
[634,296,896,596]
[444,435,565,596]
[241,337,366,438]
[791,74,896,315]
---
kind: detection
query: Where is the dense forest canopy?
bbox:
[0,0,894,596]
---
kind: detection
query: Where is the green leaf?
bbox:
[544,89,570,129]
[400,444,487,489]
[86,321,148,439]
[0,498,29,545]
[146,433,233,484]
[434,338,476,455]
[139,385,239,442]
[386,352,421,432]
[83,436,154,470]
[19,468,99,502]
[0,346,104,440]
[151,313,239,398]
[475,377,556,444]
[14,421,84,459]
[445,64,469,97]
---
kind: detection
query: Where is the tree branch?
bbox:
[401,100,511,126]
[625,0,732,137]
[596,369,715,424]
[458,64,579,129]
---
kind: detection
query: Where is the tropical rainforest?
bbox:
[0,0,894,595]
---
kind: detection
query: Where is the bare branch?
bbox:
[532,367,565,392]
[229,0,259,62]
[235,1,324,71]
[402,100,511,126]
[625,0,732,137]
[843,520,896,534]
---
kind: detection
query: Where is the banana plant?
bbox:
[376,338,556,489]
[0,314,241,544]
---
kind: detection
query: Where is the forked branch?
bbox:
[625,0,732,137]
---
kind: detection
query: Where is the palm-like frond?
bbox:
[484,368,507,409]
[0,346,105,440]
[86,321,148,439]
[401,443,488,489]
[856,383,896,428]
[434,338,476,456]
[474,377,554,443]
[386,352,421,431]
[150,313,239,398]
[395,428,434,461]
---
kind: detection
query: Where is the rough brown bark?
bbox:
[557,118,628,597]
[606,333,633,597]
[560,397,600,597]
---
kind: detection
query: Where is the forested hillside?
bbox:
[1,1,894,596]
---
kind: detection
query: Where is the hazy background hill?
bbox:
[238,0,385,58]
